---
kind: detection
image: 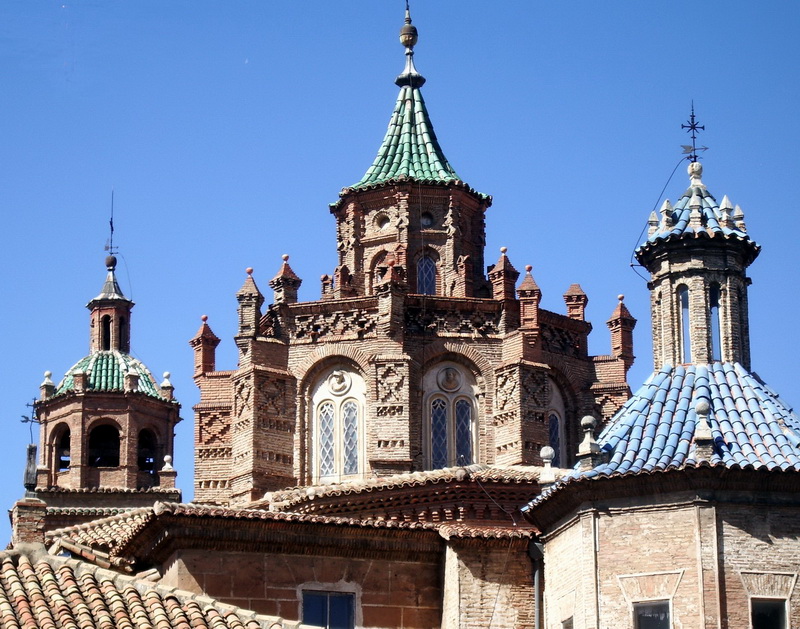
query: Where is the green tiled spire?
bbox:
[352,7,460,189]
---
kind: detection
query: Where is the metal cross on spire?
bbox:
[681,102,708,162]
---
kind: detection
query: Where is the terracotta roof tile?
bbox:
[0,552,296,629]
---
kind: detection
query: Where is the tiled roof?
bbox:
[635,162,760,263]
[263,464,547,510]
[55,351,163,399]
[351,83,460,189]
[46,507,155,555]
[0,552,293,629]
[592,362,800,476]
[524,363,800,513]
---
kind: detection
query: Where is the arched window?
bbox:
[547,379,567,467]
[678,285,691,363]
[417,256,437,295]
[88,424,120,467]
[311,368,365,482]
[138,429,158,472]
[424,362,477,469]
[119,316,128,351]
[101,315,112,351]
[709,283,722,361]
[54,427,71,472]
[548,413,562,468]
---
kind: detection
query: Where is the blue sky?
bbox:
[2,1,799,541]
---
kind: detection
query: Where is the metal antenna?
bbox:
[681,102,708,161]
[104,189,118,255]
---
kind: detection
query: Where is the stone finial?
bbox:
[719,195,735,229]
[688,161,704,188]
[162,454,174,471]
[647,211,659,237]
[270,254,303,304]
[694,399,715,461]
[190,315,221,376]
[577,415,602,471]
[659,199,674,229]
[160,371,174,400]
[40,370,55,400]
[607,294,636,371]
[236,268,265,338]
[539,445,556,486]
[517,265,541,330]
[733,204,747,232]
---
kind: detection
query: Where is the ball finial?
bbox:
[282,254,289,262]
[105,255,117,270]
[399,5,418,49]
[618,294,624,302]
[246,267,253,276]
[500,246,508,255]
[201,314,208,322]
[525,265,533,273]
[695,399,710,415]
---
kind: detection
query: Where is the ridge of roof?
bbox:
[261,464,547,510]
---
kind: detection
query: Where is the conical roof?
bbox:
[350,10,460,190]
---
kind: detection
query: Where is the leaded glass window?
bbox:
[342,401,359,475]
[417,256,437,295]
[424,363,477,469]
[312,369,365,482]
[455,399,472,465]
[318,402,335,477]
[431,398,448,469]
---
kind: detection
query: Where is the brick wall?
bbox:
[161,549,442,628]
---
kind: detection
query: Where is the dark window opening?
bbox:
[302,591,354,629]
[101,315,111,351]
[138,429,158,472]
[678,286,691,363]
[549,413,562,467]
[118,316,128,351]
[88,425,120,467]
[752,598,786,629]
[57,430,71,472]
[634,601,670,629]
[709,283,722,361]
[562,619,574,629]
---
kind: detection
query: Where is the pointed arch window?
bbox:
[425,363,477,469]
[312,368,365,482]
[678,285,691,363]
[709,283,722,361]
[417,256,437,295]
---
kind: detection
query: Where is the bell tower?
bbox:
[33,255,182,529]
[635,160,760,369]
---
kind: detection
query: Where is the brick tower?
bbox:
[191,9,636,506]
[636,160,759,369]
[32,255,181,529]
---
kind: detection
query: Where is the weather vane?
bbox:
[104,189,118,255]
[681,102,708,162]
